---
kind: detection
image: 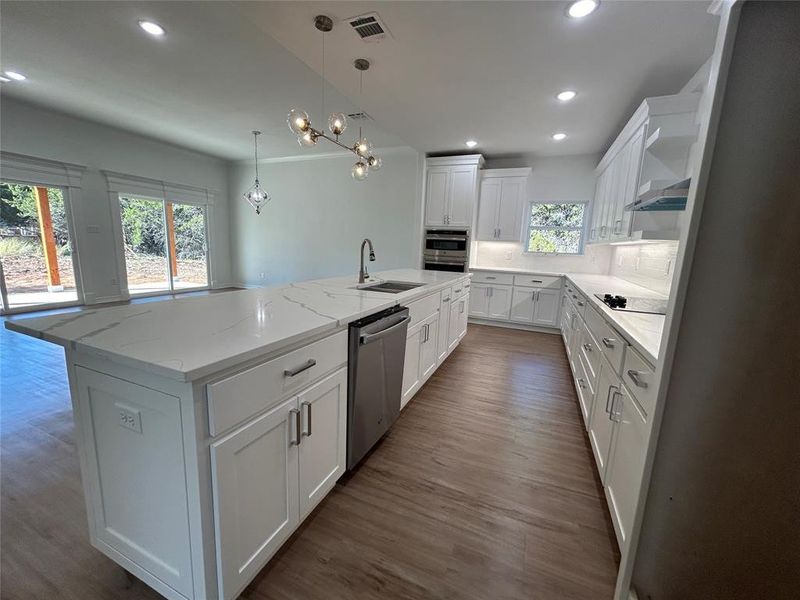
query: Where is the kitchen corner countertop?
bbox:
[471,266,666,364]
[5,269,470,383]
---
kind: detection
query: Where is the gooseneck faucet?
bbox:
[359,238,376,284]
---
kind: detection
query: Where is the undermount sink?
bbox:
[358,281,425,294]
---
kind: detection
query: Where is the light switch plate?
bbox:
[116,403,142,434]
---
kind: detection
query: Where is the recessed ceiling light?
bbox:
[556,90,577,102]
[4,71,27,81]
[567,0,599,18]
[138,20,166,36]
[0,76,11,83]
[465,140,478,148]
[552,133,567,141]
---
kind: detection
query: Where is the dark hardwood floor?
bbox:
[0,320,618,599]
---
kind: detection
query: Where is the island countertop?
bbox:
[5,269,470,382]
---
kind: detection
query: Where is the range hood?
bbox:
[627,178,691,211]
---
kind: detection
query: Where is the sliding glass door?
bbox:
[0,181,81,312]
[119,196,208,296]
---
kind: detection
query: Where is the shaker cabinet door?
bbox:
[425,168,449,226]
[211,397,300,600]
[297,368,347,520]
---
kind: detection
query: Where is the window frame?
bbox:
[105,171,216,301]
[523,200,589,256]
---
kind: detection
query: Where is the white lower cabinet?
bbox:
[605,383,648,546]
[468,283,490,317]
[211,367,347,600]
[468,284,512,320]
[470,271,561,329]
[297,369,348,519]
[401,322,424,408]
[437,292,453,362]
[588,360,619,483]
[419,313,440,381]
[211,397,300,600]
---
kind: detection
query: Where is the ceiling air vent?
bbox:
[346,111,373,121]
[347,12,390,42]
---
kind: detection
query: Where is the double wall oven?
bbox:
[423,229,469,272]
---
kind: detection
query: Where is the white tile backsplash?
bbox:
[610,241,678,296]
[473,241,612,274]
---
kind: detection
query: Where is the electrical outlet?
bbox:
[86,225,100,234]
[504,251,512,261]
[110,278,118,285]
[259,272,266,279]
[116,403,142,434]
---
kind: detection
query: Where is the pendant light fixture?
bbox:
[243,131,270,215]
[286,15,382,180]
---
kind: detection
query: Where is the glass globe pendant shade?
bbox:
[297,130,318,147]
[287,108,311,135]
[367,156,382,171]
[328,113,347,136]
[354,137,373,158]
[244,179,270,215]
[351,161,369,181]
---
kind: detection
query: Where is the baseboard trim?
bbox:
[468,317,559,335]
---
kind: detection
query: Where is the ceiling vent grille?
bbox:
[346,111,373,121]
[347,12,390,42]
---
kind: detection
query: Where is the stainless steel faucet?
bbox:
[359,238,376,284]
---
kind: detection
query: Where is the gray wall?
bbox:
[632,2,800,597]
[0,98,232,302]
[229,149,423,286]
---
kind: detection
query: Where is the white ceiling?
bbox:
[0,1,718,162]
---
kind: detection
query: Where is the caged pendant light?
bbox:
[243,131,270,214]
[286,15,382,180]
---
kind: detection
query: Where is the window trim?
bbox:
[104,171,217,299]
[523,200,588,256]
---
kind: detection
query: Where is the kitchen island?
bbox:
[5,268,472,600]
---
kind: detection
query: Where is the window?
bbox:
[119,196,208,296]
[526,202,587,254]
[0,181,80,311]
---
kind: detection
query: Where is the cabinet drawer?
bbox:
[513,274,562,289]
[578,321,601,384]
[451,279,469,299]
[207,330,347,436]
[585,306,627,374]
[470,271,514,285]
[408,291,441,328]
[622,347,656,416]
[567,288,588,318]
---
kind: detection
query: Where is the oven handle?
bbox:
[426,236,468,242]
[425,261,466,266]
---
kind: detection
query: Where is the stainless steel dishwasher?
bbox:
[347,305,409,469]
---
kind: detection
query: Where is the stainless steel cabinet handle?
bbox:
[531,279,543,283]
[601,225,607,237]
[290,408,301,445]
[605,385,617,414]
[460,300,465,314]
[486,276,497,280]
[602,337,616,348]
[497,228,501,238]
[443,296,451,302]
[627,369,649,388]
[454,287,462,293]
[301,401,312,437]
[614,219,622,234]
[489,287,494,297]
[609,391,623,423]
[284,359,316,377]
[572,294,577,299]
[583,343,592,352]
[577,301,584,307]
[361,316,410,344]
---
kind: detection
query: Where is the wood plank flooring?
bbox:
[1,320,618,599]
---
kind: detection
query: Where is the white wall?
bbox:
[472,154,612,274]
[229,148,422,286]
[0,98,232,303]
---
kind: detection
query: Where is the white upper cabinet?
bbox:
[476,168,530,241]
[588,92,700,244]
[424,155,484,227]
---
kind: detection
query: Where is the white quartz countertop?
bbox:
[471,266,666,364]
[5,269,470,382]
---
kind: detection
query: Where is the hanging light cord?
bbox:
[359,69,363,140]
[253,132,260,182]
[321,29,326,120]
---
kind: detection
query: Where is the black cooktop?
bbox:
[594,294,668,315]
